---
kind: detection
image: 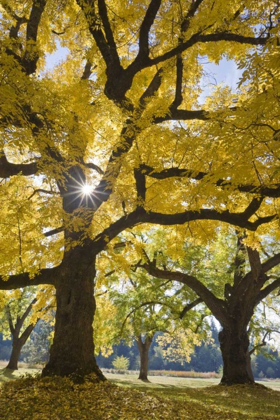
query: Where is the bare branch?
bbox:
[28,189,59,200]
[249,331,269,355]
[179,297,203,319]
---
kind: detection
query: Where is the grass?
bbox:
[0,367,280,419]
[106,372,280,391]
[0,366,40,383]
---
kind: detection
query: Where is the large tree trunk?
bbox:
[219,327,254,385]
[42,251,105,381]
[136,334,153,382]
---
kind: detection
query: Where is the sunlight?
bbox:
[81,183,93,195]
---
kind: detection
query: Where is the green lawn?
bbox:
[0,366,40,383]
[0,368,280,419]
[106,373,280,419]
[106,372,280,391]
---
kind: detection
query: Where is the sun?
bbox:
[81,183,93,195]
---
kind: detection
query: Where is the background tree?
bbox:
[0,0,279,381]
[136,227,280,384]
[0,286,54,369]
[96,254,206,381]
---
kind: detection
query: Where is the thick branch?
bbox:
[139,68,163,107]
[172,55,184,109]
[22,0,47,75]
[261,253,280,274]
[233,235,246,286]
[76,0,123,90]
[134,168,146,203]
[140,207,275,231]
[140,262,228,326]
[0,268,59,290]
[81,60,94,80]
[94,201,276,255]
[14,298,37,335]
[154,108,210,123]
[148,32,268,68]
[139,164,280,198]
[91,119,140,210]
[256,278,280,304]
[5,306,15,335]
[97,0,120,65]
[247,247,262,281]
[0,153,38,178]
[249,331,269,355]
[19,323,35,345]
[137,0,162,61]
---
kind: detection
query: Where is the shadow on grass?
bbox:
[0,368,18,383]
[109,378,179,389]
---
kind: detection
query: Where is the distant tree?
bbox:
[139,228,280,384]
[0,287,54,370]
[96,260,204,381]
[112,356,129,371]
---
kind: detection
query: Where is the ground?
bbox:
[0,367,279,419]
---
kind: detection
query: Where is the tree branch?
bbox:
[148,32,268,68]
[139,68,163,107]
[179,297,203,319]
[154,108,210,123]
[139,163,280,198]
[256,278,280,304]
[22,0,47,75]
[0,152,38,178]
[0,268,59,290]
[5,305,15,335]
[97,0,120,64]
[44,226,64,238]
[134,168,146,204]
[140,262,228,326]
[14,298,37,335]
[137,0,162,62]
[249,331,270,355]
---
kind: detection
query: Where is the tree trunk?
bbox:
[136,335,153,382]
[219,327,254,385]
[42,251,105,381]
[6,340,22,370]
[6,323,35,370]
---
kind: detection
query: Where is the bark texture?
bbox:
[219,328,254,385]
[136,334,153,381]
[6,341,23,370]
[42,250,105,381]
[6,301,36,370]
